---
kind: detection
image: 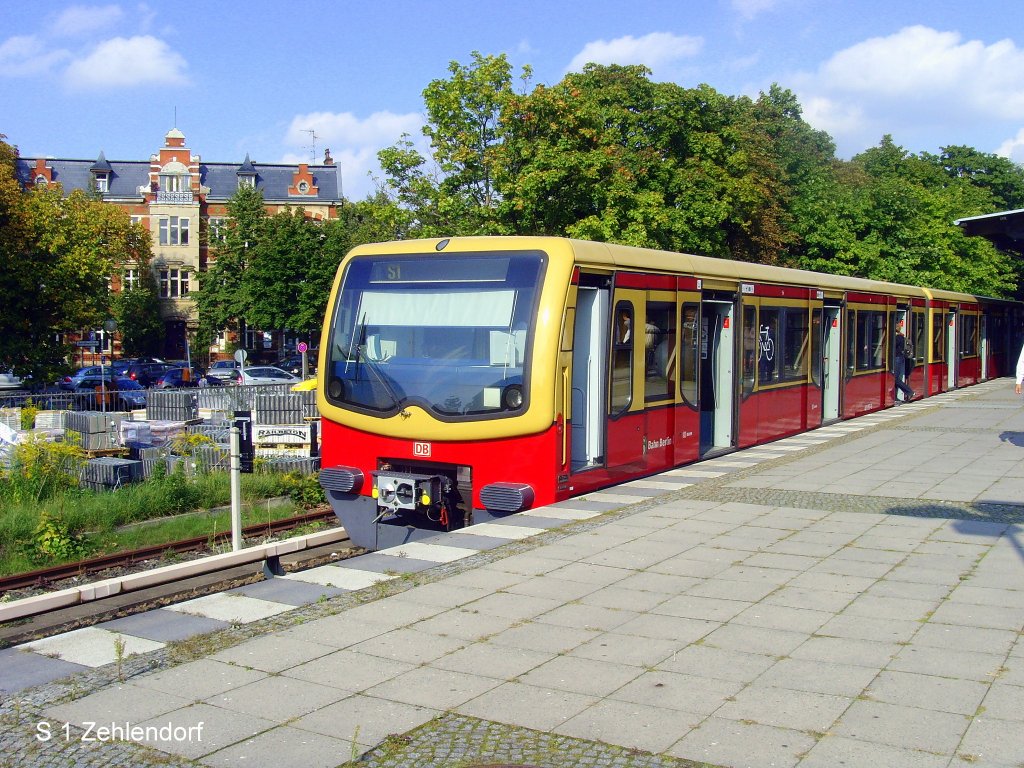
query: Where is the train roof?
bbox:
[347,235,994,305]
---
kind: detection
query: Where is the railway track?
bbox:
[0,508,339,594]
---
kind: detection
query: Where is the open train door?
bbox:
[821,303,842,422]
[946,309,958,389]
[699,295,736,457]
[569,275,610,473]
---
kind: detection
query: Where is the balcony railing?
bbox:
[156,190,194,204]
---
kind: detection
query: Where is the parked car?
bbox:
[155,367,199,388]
[59,366,108,391]
[236,366,300,386]
[125,362,173,388]
[206,359,241,382]
[0,370,25,390]
[70,376,147,411]
[277,352,317,377]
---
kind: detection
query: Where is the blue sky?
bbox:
[2,1,1023,201]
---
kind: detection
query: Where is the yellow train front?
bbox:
[317,236,1021,551]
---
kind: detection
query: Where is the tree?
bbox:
[0,136,154,380]
[195,185,267,351]
[113,278,164,357]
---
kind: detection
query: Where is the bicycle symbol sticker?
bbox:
[758,325,775,361]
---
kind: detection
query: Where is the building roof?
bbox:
[16,156,343,204]
[954,208,1024,248]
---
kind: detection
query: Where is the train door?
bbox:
[699,299,735,456]
[570,284,608,472]
[946,310,958,389]
[821,305,842,422]
[980,314,988,380]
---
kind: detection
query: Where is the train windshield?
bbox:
[325,251,546,420]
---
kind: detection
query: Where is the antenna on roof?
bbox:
[303,129,317,164]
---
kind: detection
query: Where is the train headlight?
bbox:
[328,377,346,399]
[503,384,524,410]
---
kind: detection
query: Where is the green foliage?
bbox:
[113,273,165,357]
[23,512,91,564]
[19,400,38,430]
[0,142,156,381]
[277,471,327,507]
[0,438,86,504]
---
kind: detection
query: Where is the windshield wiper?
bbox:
[350,315,405,413]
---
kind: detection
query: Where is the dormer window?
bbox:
[94,172,109,193]
[238,175,255,189]
[297,181,309,194]
[35,175,47,186]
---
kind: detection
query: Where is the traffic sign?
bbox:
[297,342,308,353]
[75,340,99,348]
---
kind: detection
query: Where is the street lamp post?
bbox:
[100,319,117,413]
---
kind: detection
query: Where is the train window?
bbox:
[644,302,676,402]
[959,314,978,357]
[810,309,822,388]
[610,302,633,413]
[758,307,780,385]
[931,312,945,362]
[680,304,699,406]
[741,305,756,396]
[855,310,886,371]
[912,310,926,364]
[782,309,809,382]
[845,310,856,377]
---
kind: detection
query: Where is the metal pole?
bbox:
[229,425,242,551]
[99,329,106,413]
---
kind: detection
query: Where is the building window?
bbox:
[35,175,47,186]
[159,268,189,298]
[297,181,309,194]
[238,175,255,189]
[208,217,227,242]
[158,216,190,246]
[94,172,109,193]
[123,268,139,290]
[160,173,187,192]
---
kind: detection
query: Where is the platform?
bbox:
[2,379,1023,768]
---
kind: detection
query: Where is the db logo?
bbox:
[413,442,432,457]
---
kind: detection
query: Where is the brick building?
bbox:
[16,128,344,361]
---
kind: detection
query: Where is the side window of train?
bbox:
[610,301,633,413]
[741,305,756,396]
[681,303,700,406]
[913,310,926,363]
[931,312,944,362]
[758,307,780,385]
[959,314,978,358]
[810,308,822,387]
[854,309,886,371]
[782,308,810,381]
[644,302,676,402]
[845,310,856,377]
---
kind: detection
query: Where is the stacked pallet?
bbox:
[147,390,198,421]
[81,456,142,491]
[66,412,124,451]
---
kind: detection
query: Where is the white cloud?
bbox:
[795,26,1024,155]
[0,35,70,77]
[997,127,1024,163]
[566,32,703,75]
[50,4,124,38]
[731,0,780,21]
[63,35,188,88]
[283,110,426,200]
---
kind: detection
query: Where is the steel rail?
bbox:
[0,509,338,594]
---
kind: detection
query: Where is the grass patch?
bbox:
[0,440,326,576]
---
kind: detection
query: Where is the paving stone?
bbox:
[832,699,970,753]
[284,648,415,692]
[228,575,347,604]
[134,702,277,759]
[554,698,700,754]
[196,724,363,768]
[456,681,599,732]
[668,716,817,768]
[209,633,336,673]
[205,674,348,721]
[98,608,230,643]
[0,647,89,693]
[365,665,502,709]
[45,682,194,725]
[864,670,989,715]
[164,593,292,624]
[19,626,165,668]
[133,658,267,700]
[798,735,951,768]
[292,693,441,749]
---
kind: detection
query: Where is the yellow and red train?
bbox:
[316,236,1023,550]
